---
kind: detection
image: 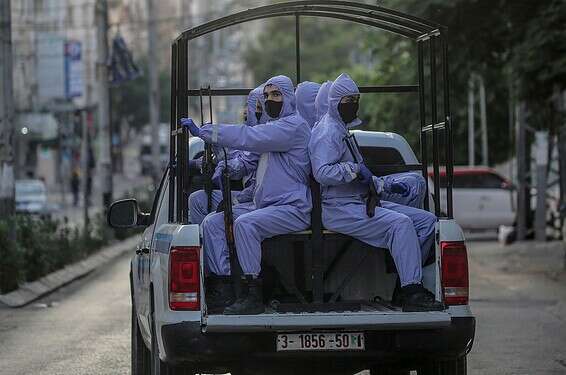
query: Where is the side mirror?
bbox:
[107,199,147,228]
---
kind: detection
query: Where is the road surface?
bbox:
[0,239,565,374]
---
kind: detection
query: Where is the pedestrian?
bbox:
[70,168,80,207]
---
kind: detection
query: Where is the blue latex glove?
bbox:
[390,181,410,196]
[180,118,200,137]
[357,163,373,185]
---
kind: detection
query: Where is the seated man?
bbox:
[295,81,321,128]
[314,80,427,209]
[309,73,442,312]
[181,75,312,315]
[187,85,266,224]
[314,80,333,127]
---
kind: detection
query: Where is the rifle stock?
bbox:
[200,87,214,213]
[221,149,243,280]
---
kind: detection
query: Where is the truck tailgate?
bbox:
[203,310,451,333]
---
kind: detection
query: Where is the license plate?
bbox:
[276,332,365,351]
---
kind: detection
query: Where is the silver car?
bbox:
[15,179,49,216]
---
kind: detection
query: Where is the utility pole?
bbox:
[468,74,489,166]
[468,78,475,167]
[516,102,528,241]
[0,0,15,218]
[478,76,488,166]
[80,110,90,231]
[534,131,548,242]
[95,0,113,209]
[147,0,161,188]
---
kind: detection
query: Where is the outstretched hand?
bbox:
[180,118,201,137]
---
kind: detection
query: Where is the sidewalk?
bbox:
[468,239,566,281]
[0,236,139,308]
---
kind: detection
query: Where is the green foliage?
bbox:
[111,60,171,130]
[244,16,366,83]
[0,211,141,294]
[0,219,23,293]
[242,0,566,165]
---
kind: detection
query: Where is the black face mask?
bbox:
[265,100,283,118]
[338,102,359,124]
[255,111,262,122]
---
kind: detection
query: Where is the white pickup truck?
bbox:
[109,131,475,375]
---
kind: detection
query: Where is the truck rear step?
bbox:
[203,309,451,333]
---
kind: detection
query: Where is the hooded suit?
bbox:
[296,81,321,128]
[188,86,265,225]
[309,73,436,286]
[199,75,312,276]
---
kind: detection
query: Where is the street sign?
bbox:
[37,34,65,102]
[65,41,84,99]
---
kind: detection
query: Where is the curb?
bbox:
[0,236,139,308]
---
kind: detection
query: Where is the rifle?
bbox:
[220,147,243,283]
[344,133,380,217]
[200,87,214,213]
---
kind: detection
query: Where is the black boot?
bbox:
[401,284,445,312]
[205,275,236,312]
[224,276,265,315]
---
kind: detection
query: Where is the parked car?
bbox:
[429,167,515,231]
[15,179,50,216]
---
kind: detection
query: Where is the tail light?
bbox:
[440,241,469,305]
[169,246,200,311]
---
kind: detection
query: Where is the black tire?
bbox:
[132,304,151,375]
[419,356,467,375]
[150,293,192,375]
[150,305,169,375]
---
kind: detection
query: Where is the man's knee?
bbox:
[189,190,206,210]
[234,214,251,231]
[202,212,224,233]
[391,213,413,230]
[422,211,437,229]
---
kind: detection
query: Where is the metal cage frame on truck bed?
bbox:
[168,1,455,301]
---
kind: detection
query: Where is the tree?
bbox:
[110,60,171,132]
[242,0,566,165]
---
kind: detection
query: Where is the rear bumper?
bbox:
[161,317,475,371]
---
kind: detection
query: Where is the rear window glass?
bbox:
[438,172,505,189]
[360,147,405,166]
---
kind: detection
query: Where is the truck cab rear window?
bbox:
[359,147,405,165]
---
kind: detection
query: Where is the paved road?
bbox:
[467,240,566,375]
[0,253,132,375]
[0,239,565,374]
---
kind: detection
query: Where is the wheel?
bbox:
[132,304,151,375]
[418,356,467,375]
[150,305,169,375]
[150,294,192,375]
